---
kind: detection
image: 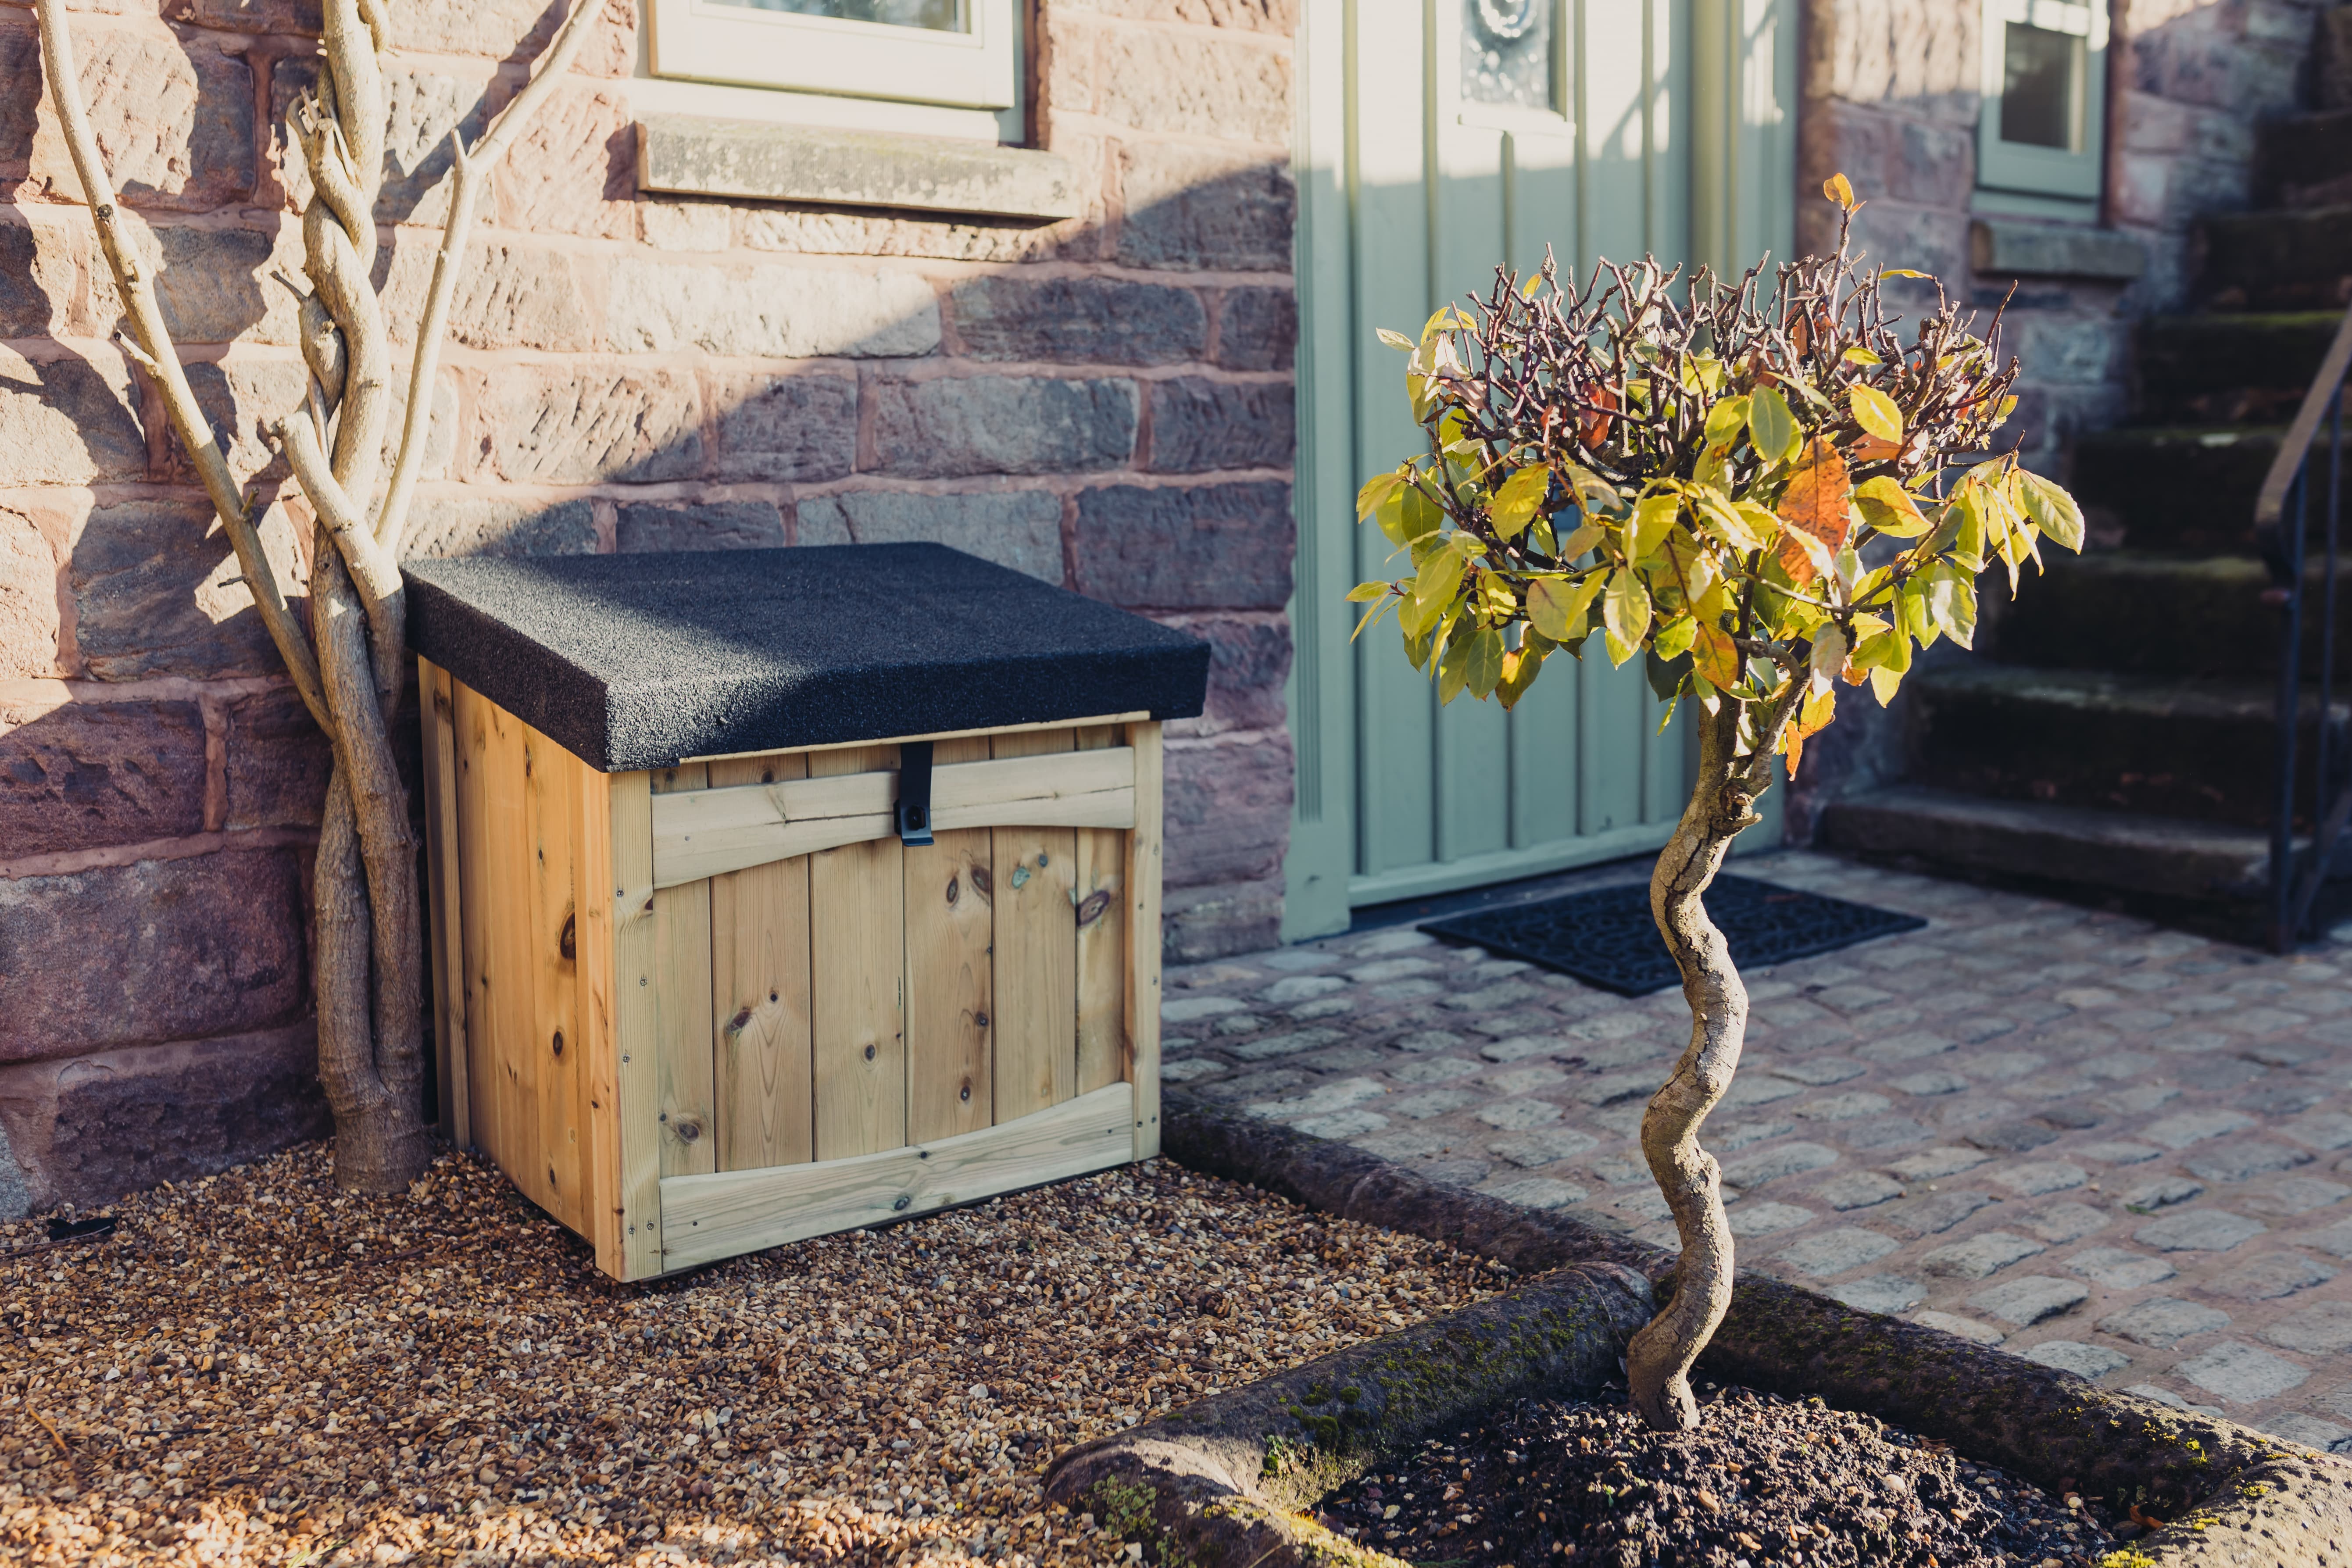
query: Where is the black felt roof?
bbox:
[403,544,1211,772]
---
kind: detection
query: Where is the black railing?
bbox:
[2259,305,2352,950]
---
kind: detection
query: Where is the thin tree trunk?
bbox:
[1625,700,1764,1430]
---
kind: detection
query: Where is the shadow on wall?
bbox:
[0,19,1301,1210]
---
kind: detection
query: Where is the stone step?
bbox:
[2137,312,2341,425]
[1997,552,2352,679]
[2071,425,2284,551]
[1818,785,2271,907]
[1910,663,2346,827]
[2258,108,2352,210]
[2199,206,2352,311]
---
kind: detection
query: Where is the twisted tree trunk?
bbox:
[1626,684,1806,1430]
[38,0,595,1193]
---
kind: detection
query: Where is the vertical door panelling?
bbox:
[1072,725,1129,1095]
[651,763,717,1177]
[809,745,908,1160]
[709,753,815,1172]
[1351,0,1437,881]
[479,691,540,1200]
[990,728,1080,1121]
[904,736,996,1144]
[451,681,500,1168]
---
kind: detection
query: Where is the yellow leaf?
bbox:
[1748,386,1801,465]
[1491,463,1552,539]
[1843,346,1883,366]
[1356,471,1404,521]
[1376,328,1415,351]
[1870,664,1903,705]
[1653,614,1698,660]
[1691,621,1741,690]
[1602,569,1652,654]
[1526,573,1605,641]
[1555,521,1606,560]
[1345,581,1391,602]
[1823,172,1856,210]
[1629,493,1680,561]
[1852,474,1932,538]
[1848,384,1903,444]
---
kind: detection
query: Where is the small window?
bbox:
[647,0,1017,110]
[1977,0,2106,202]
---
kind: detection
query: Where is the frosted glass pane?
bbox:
[2001,21,2079,150]
[1463,0,1554,110]
[713,0,965,30]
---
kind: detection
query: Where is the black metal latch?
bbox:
[896,741,934,846]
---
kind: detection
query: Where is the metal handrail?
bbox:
[2255,300,2352,530]
[2261,299,2352,950]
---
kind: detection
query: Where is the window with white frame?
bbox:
[1978,0,2108,203]
[647,0,1018,111]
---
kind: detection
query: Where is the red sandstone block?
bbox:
[1092,26,1294,143]
[1173,614,1292,733]
[70,499,303,681]
[222,687,334,832]
[0,503,60,679]
[1071,480,1295,610]
[0,1022,330,1212]
[1,21,257,211]
[1163,728,1292,887]
[0,697,210,859]
[0,847,309,1063]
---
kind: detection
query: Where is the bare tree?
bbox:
[37,0,597,1190]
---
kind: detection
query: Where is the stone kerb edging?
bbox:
[1043,1260,1656,1568]
[1128,1091,2352,1568]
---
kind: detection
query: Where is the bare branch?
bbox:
[35,0,327,727]
[379,0,600,553]
[274,413,406,695]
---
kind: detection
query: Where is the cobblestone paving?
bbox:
[1163,850,2352,1451]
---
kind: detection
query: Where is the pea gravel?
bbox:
[0,1145,1505,1568]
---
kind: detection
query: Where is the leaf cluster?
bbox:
[1351,178,2086,776]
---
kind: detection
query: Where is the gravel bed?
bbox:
[0,1145,1502,1567]
[1322,1387,2125,1567]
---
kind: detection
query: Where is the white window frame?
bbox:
[647,0,1017,110]
[1977,0,2107,202]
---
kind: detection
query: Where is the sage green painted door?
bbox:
[1284,0,1796,937]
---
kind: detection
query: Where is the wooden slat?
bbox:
[610,770,664,1279]
[523,722,585,1229]
[1126,721,1164,1160]
[990,727,1078,1122]
[651,748,1137,888]
[450,680,497,1165]
[575,755,626,1277]
[1073,725,1127,1097]
[652,764,717,1178]
[418,659,470,1149]
[809,744,907,1161]
[658,1083,1134,1272]
[459,682,540,1199]
[905,736,994,1144]
[682,711,1151,764]
[709,752,815,1172]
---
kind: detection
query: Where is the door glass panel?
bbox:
[2000,21,2080,149]
[1464,0,1554,110]
[714,0,965,30]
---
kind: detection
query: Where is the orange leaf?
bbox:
[1775,437,1854,584]
[1851,432,1902,464]
[1580,384,1618,450]
[1785,728,1808,779]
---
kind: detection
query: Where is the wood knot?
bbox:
[558,911,576,961]
[1075,889,1112,929]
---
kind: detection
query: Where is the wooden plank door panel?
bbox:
[1073,725,1127,1096]
[709,753,815,1173]
[522,723,586,1231]
[906,736,996,1144]
[652,764,717,1177]
[809,745,907,1161]
[990,728,1079,1122]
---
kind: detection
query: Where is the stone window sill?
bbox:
[1970,218,2146,282]
[635,114,1082,222]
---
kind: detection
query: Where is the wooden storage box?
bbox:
[404,545,1210,1281]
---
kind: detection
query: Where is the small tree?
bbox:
[1353,178,2086,1431]
[37,0,597,1190]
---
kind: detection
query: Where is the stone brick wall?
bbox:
[1784,0,2323,837]
[0,0,1298,1213]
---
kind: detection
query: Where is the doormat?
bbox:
[1419,874,1927,997]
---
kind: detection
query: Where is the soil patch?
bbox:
[1320,1385,2127,1567]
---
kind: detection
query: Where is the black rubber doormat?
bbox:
[1419,874,1927,997]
